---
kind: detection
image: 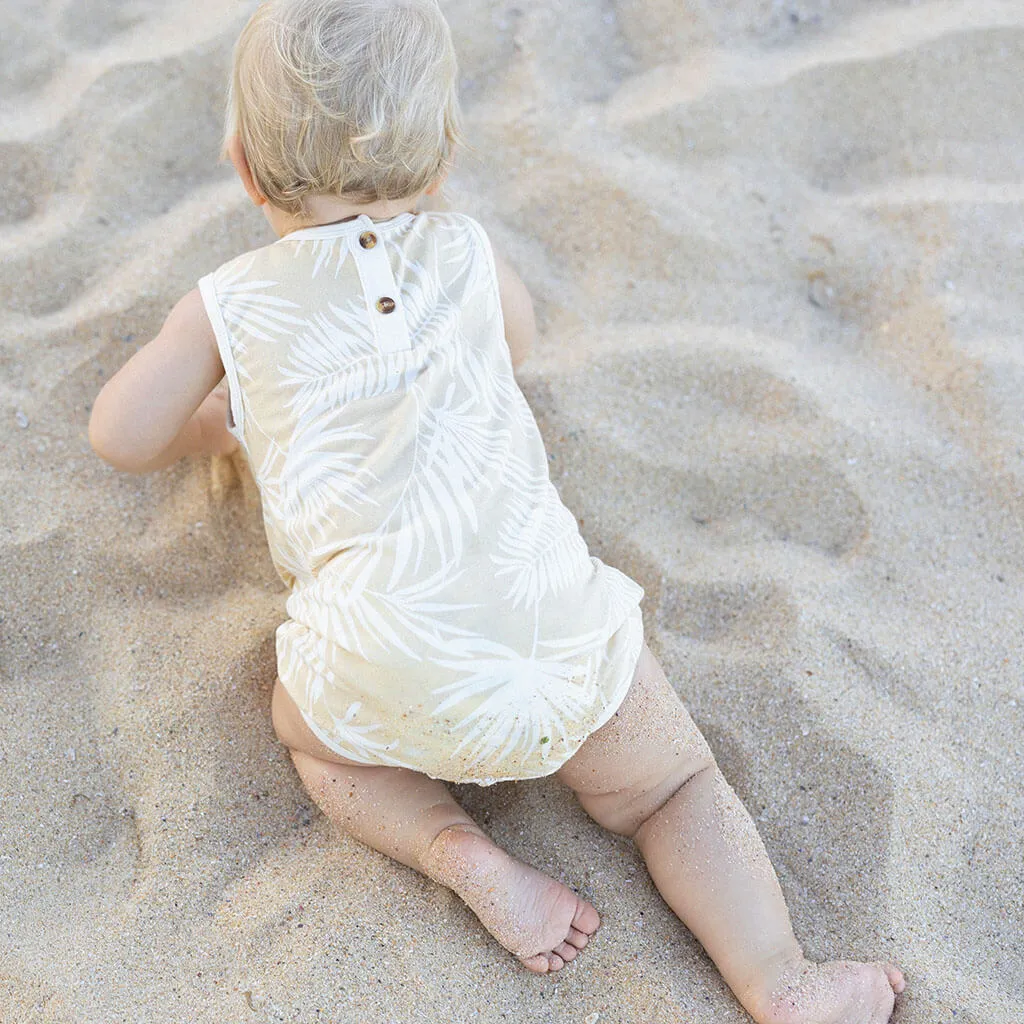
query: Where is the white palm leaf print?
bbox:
[253,439,290,520]
[595,561,646,624]
[263,515,309,589]
[507,380,546,440]
[253,440,314,585]
[317,701,407,765]
[372,561,481,652]
[292,237,349,278]
[277,631,414,768]
[295,555,477,661]
[447,270,542,437]
[387,383,512,584]
[216,257,305,344]
[440,220,499,322]
[437,324,514,423]
[431,629,610,768]
[491,478,592,609]
[400,254,459,350]
[278,300,383,417]
[254,417,378,566]
[281,413,379,526]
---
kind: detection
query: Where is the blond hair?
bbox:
[226,0,461,212]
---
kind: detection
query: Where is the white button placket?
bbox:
[350,216,411,355]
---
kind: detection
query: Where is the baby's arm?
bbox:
[492,251,536,371]
[89,289,236,473]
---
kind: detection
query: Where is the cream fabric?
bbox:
[199,211,644,784]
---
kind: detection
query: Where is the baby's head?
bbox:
[227,0,461,215]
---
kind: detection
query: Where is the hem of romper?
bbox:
[294,702,392,768]
[486,603,646,785]
[284,604,646,787]
[578,603,646,737]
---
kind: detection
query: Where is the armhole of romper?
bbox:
[462,216,510,360]
[198,272,245,444]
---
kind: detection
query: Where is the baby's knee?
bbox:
[575,748,716,838]
[557,644,721,833]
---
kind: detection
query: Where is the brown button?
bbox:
[359,231,378,249]
[376,296,396,314]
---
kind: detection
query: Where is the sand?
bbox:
[1,1,1022,1021]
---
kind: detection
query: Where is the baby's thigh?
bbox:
[555,645,715,835]
[271,678,369,767]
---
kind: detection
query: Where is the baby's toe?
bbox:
[547,953,565,971]
[519,954,551,974]
[566,926,589,949]
[554,941,578,963]
[571,900,600,934]
[867,967,897,1024]
[881,962,905,994]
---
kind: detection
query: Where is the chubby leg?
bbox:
[556,647,905,1023]
[272,679,597,973]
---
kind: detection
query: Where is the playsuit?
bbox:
[199,211,644,785]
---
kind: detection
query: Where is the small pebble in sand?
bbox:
[807,272,834,309]
[243,990,266,1009]
[15,410,29,428]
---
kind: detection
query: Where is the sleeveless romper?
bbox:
[199,211,644,785]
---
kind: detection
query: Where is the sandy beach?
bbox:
[2,1,1022,1021]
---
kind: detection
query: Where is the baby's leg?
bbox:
[273,682,596,972]
[290,754,597,972]
[556,646,905,1024]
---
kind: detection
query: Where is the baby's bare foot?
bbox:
[750,957,905,1024]
[422,824,599,973]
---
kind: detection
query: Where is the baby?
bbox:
[89,1,905,1020]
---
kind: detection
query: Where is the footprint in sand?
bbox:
[657,578,797,649]
[540,346,869,560]
[0,141,51,225]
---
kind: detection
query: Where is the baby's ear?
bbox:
[425,168,450,197]
[226,135,267,207]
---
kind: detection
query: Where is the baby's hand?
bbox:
[195,384,239,457]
